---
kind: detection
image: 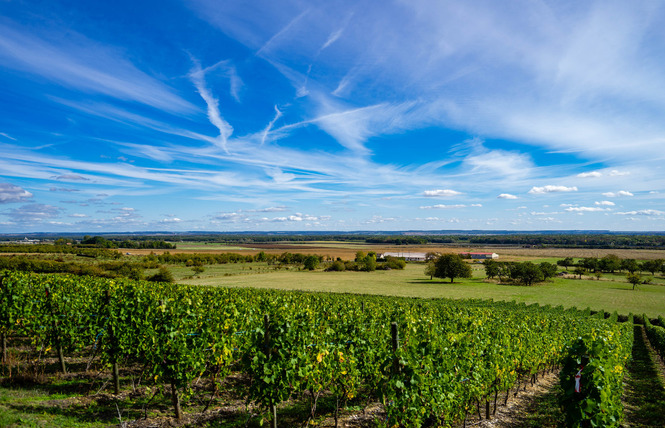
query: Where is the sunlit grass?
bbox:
[180,263,665,317]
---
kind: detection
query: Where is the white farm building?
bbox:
[379,252,427,262]
[459,252,499,260]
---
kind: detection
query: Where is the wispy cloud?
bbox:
[52,174,90,182]
[2,204,61,223]
[0,22,194,113]
[260,106,283,145]
[256,9,310,57]
[189,60,234,152]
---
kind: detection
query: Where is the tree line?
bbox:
[555,255,665,276]
[424,254,558,286]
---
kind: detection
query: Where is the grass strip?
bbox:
[622,325,665,427]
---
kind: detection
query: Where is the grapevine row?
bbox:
[0,271,632,426]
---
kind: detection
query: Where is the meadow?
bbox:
[175,262,665,318]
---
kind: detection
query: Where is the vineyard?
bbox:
[0,271,645,427]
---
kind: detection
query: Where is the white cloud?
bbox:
[362,215,397,224]
[595,201,615,206]
[577,171,602,178]
[213,212,246,222]
[248,206,289,213]
[565,206,609,212]
[423,189,462,197]
[160,217,182,223]
[602,190,634,197]
[528,185,578,194]
[0,183,32,203]
[497,193,518,199]
[608,170,630,176]
[420,204,467,209]
[615,209,664,216]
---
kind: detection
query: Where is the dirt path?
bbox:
[622,325,665,427]
[473,372,563,428]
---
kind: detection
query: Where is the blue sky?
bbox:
[1,0,665,233]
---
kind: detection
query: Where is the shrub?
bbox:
[148,267,174,283]
[325,260,346,272]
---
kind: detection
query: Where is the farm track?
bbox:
[622,325,665,427]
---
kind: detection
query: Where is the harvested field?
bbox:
[124,243,665,261]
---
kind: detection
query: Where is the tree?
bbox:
[432,254,472,283]
[641,259,663,276]
[192,265,205,275]
[424,261,435,280]
[557,257,574,269]
[359,253,377,272]
[581,257,598,272]
[599,254,621,273]
[303,255,320,271]
[539,262,557,280]
[255,251,267,262]
[626,272,641,290]
[573,266,586,279]
[621,258,639,274]
[518,262,544,286]
[484,259,500,279]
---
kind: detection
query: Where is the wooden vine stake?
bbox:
[1,332,6,364]
[171,378,182,420]
[264,314,277,428]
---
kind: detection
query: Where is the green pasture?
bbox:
[180,263,665,318]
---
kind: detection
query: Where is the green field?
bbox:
[179,263,665,318]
